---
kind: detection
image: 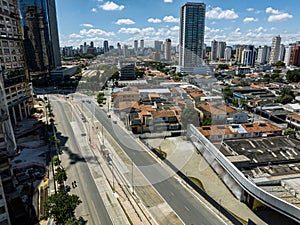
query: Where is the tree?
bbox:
[217,64,229,70]
[286,69,300,82]
[45,191,82,224]
[276,87,295,104]
[284,127,296,136]
[223,85,233,102]
[54,167,67,184]
[201,116,212,126]
[273,61,285,67]
[97,91,106,104]
[180,107,200,129]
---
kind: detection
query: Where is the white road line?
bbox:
[184,205,190,212]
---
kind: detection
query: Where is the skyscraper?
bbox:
[0,2,32,218]
[241,45,256,67]
[19,0,61,81]
[103,40,109,53]
[210,40,218,61]
[269,35,281,64]
[0,0,32,127]
[278,44,285,62]
[217,41,226,59]
[140,39,144,55]
[164,38,172,61]
[257,45,268,65]
[178,2,206,74]
[224,46,232,61]
[134,40,138,56]
[46,0,61,68]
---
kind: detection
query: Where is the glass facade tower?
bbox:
[179,2,206,72]
[19,0,61,81]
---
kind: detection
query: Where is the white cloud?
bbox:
[118,27,155,36]
[163,16,180,23]
[164,0,173,2]
[79,28,115,37]
[254,26,267,33]
[170,26,179,31]
[118,28,141,34]
[206,7,238,20]
[99,1,124,11]
[243,17,258,23]
[91,8,97,12]
[147,18,162,23]
[115,19,135,25]
[205,26,221,33]
[69,33,83,38]
[266,7,280,15]
[246,8,254,12]
[234,27,241,33]
[265,7,293,22]
[268,13,293,22]
[80,24,94,28]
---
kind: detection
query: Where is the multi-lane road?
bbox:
[51,97,114,225]
[82,98,226,225]
[50,92,227,225]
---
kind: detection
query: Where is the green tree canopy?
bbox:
[45,191,82,224]
[284,127,296,136]
[217,64,229,70]
[54,167,67,184]
[286,69,300,82]
[223,85,233,101]
[276,87,295,104]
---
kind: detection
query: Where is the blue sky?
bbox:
[56,0,300,48]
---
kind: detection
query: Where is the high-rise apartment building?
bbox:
[257,45,269,65]
[123,45,129,58]
[278,44,285,62]
[117,42,122,56]
[210,40,218,61]
[19,0,61,81]
[224,46,232,61]
[140,39,144,54]
[154,40,163,52]
[241,45,256,67]
[0,0,32,126]
[178,2,206,74]
[164,38,171,61]
[290,43,300,67]
[217,41,226,59]
[134,40,138,56]
[269,35,281,64]
[103,40,109,53]
[235,46,246,63]
[0,1,32,223]
[284,44,294,66]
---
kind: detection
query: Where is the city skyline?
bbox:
[56,0,300,48]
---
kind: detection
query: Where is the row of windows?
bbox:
[0,40,21,47]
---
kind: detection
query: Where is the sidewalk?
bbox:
[146,137,267,225]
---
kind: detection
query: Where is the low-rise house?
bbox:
[286,114,300,129]
[197,102,236,124]
[198,121,283,143]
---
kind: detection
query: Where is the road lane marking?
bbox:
[184,205,190,212]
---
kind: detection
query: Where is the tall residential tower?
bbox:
[178,2,206,74]
[269,35,281,64]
